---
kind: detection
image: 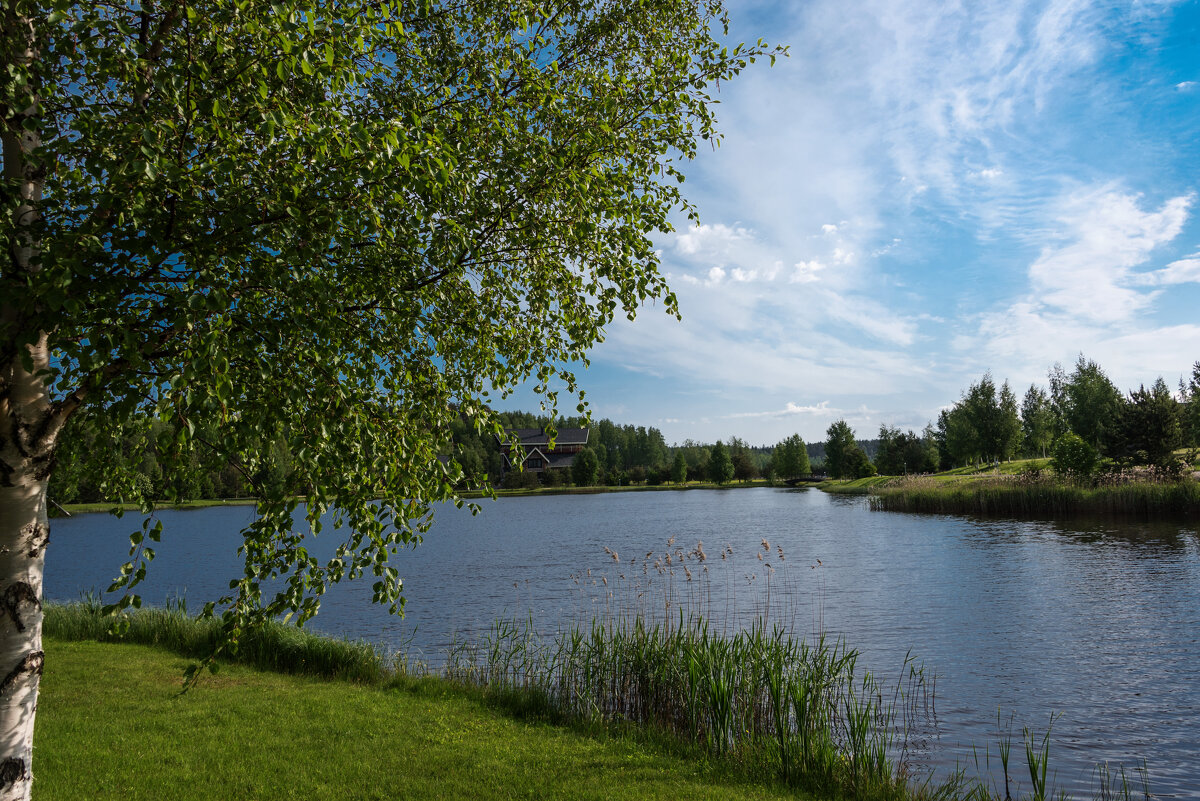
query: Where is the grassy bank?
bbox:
[43,603,1158,801]
[55,497,256,516]
[816,476,894,495]
[866,474,1200,518]
[36,637,802,801]
[45,602,921,800]
[54,481,779,514]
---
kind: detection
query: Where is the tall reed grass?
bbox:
[868,475,1200,519]
[444,612,932,799]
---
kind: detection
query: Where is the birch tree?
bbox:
[0,1,781,795]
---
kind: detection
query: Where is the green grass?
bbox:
[46,600,393,683]
[867,474,1200,518]
[815,476,895,494]
[34,637,803,801]
[55,497,256,516]
[44,603,922,799]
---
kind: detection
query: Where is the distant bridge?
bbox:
[782,474,826,487]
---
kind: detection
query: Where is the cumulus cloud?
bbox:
[790,260,826,283]
[673,222,754,257]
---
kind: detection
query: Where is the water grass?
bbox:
[867,474,1200,519]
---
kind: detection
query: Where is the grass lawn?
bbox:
[34,638,804,801]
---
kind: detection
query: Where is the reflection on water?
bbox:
[46,489,1200,797]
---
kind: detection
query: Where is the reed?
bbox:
[441,606,933,799]
[868,475,1200,519]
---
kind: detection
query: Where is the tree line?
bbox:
[819,356,1200,479]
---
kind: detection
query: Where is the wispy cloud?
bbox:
[727,401,843,419]
[565,0,1200,443]
[1026,187,1193,322]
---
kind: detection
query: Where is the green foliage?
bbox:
[1114,378,1182,474]
[1059,356,1125,453]
[1021,384,1056,458]
[707,441,734,485]
[502,469,541,490]
[813,423,874,480]
[823,420,857,479]
[873,425,937,476]
[726,436,757,482]
[843,446,877,479]
[571,447,599,487]
[671,452,688,484]
[11,0,780,636]
[770,433,810,479]
[1051,433,1098,479]
[1181,361,1200,449]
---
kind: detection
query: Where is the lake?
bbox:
[45,487,1200,797]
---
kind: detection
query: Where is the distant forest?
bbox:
[51,408,860,503]
[57,352,1190,501]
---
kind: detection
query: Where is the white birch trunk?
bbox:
[1,10,50,799]
[0,470,46,801]
[0,336,53,801]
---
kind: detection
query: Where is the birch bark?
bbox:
[0,9,48,799]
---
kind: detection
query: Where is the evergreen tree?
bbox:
[708,441,735,484]
[1117,378,1182,472]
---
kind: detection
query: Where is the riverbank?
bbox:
[41,602,913,800]
[36,638,801,801]
[867,474,1200,518]
[811,465,1200,518]
[55,497,257,516]
[39,603,1157,801]
[55,479,800,515]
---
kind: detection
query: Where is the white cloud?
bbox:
[673,222,754,257]
[790,260,826,283]
[1027,187,1192,322]
[1176,81,1197,91]
[1131,255,1200,286]
[822,224,839,234]
[727,401,843,420]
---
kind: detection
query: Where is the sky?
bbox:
[514,0,1200,446]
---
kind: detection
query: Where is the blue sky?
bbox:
[516,0,1200,446]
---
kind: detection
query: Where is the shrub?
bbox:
[1051,433,1097,479]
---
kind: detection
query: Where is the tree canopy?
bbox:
[0,1,779,793]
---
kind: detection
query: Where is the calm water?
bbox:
[45,488,1200,797]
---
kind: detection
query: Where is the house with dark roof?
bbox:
[500,427,590,474]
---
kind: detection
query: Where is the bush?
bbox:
[1051,433,1097,479]
[502,469,540,490]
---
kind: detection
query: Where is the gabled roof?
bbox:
[502,427,590,447]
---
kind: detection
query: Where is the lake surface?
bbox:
[45,488,1200,797]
